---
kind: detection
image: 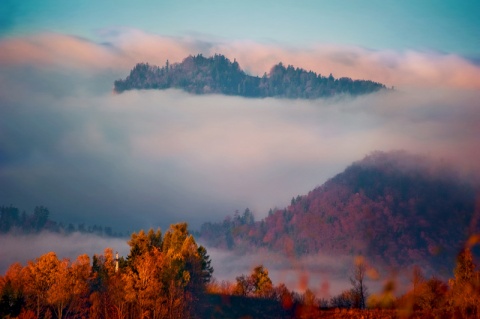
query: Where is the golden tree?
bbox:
[123,223,212,319]
[448,247,479,317]
[23,252,60,319]
[124,248,166,319]
[233,265,273,298]
[46,258,70,319]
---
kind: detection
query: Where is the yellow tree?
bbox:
[181,235,202,294]
[45,254,91,319]
[233,265,273,298]
[161,223,211,319]
[125,228,165,318]
[127,228,162,266]
[23,252,61,319]
[162,223,188,253]
[448,247,479,317]
[46,258,70,319]
[124,248,166,319]
[161,246,190,319]
[122,223,212,319]
[109,272,128,319]
[68,254,91,318]
[250,265,273,298]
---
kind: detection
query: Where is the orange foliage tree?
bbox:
[447,247,480,317]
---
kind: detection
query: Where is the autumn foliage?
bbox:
[199,151,479,272]
[0,223,213,319]
[1,220,480,318]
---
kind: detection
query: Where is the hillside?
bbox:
[114,54,386,98]
[198,151,479,272]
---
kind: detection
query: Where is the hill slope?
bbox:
[114,54,386,98]
[198,151,479,272]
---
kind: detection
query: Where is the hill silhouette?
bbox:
[0,205,124,237]
[114,54,386,98]
[198,151,479,272]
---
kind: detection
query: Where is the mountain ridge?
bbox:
[114,53,387,98]
[198,151,479,274]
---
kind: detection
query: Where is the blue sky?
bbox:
[2,0,479,58]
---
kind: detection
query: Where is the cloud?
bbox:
[0,29,479,234]
[1,83,479,232]
[205,246,394,297]
[1,29,479,90]
[206,246,353,296]
[212,41,480,90]
[0,232,129,274]
[0,34,120,70]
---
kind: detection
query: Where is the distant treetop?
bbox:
[114,54,387,98]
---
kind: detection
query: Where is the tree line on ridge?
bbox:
[114,54,387,98]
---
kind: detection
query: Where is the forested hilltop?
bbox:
[0,205,124,237]
[114,54,387,98]
[198,151,480,273]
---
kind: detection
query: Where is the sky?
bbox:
[0,1,480,282]
[1,1,479,58]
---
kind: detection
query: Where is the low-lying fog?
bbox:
[0,231,389,296]
[1,82,478,231]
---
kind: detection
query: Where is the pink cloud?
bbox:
[0,31,193,71]
[0,33,124,69]
[0,29,479,90]
[211,41,480,90]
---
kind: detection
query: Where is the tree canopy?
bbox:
[114,54,387,98]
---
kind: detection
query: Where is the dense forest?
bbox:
[198,151,479,273]
[113,54,387,98]
[1,222,479,318]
